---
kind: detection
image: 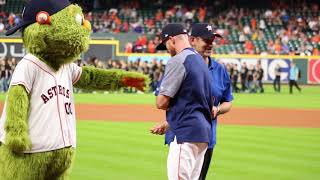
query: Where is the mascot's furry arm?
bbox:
[4,85,31,153]
[3,67,149,154]
[74,66,149,91]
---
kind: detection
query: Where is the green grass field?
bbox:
[71,85,320,180]
[0,85,319,179]
[73,85,320,109]
[72,121,320,180]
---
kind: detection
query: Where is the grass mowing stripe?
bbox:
[220,125,320,135]
[219,125,320,142]
[218,141,320,160]
[213,161,317,180]
[70,121,320,180]
[72,121,168,180]
[214,149,320,179]
[215,147,319,168]
[220,134,320,150]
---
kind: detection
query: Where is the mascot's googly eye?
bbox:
[36,11,51,25]
[75,14,83,25]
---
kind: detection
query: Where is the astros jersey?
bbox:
[0,53,82,153]
[159,48,213,144]
[163,57,233,148]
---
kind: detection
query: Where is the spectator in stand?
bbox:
[238,32,246,44]
[313,48,319,55]
[251,17,257,30]
[244,40,255,54]
[121,21,129,32]
[134,36,144,53]
[274,39,282,54]
[155,9,163,21]
[147,40,156,53]
[125,42,133,53]
[198,6,206,22]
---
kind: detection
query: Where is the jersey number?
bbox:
[65,102,72,115]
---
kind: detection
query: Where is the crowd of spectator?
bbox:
[0,1,319,55]
[122,2,320,55]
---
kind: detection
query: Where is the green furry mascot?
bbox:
[0,0,148,179]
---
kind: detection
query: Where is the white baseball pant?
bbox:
[167,137,208,180]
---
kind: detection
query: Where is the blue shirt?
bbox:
[159,48,213,144]
[163,57,233,148]
[289,66,299,80]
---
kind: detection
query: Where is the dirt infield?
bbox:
[0,103,319,128]
[74,104,320,128]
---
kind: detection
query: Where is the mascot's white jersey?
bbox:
[0,54,82,153]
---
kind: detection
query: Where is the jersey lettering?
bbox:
[41,94,50,104]
[48,88,53,99]
[66,89,70,98]
[41,85,71,104]
[58,85,63,95]
[65,102,72,115]
[62,86,66,96]
[52,86,58,95]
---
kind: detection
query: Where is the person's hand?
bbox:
[150,121,169,135]
[212,106,220,118]
[121,77,146,92]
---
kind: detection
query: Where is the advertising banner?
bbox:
[217,58,289,82]
[267,59,291,82]
[308,59,320,84]
[0,42,25,60]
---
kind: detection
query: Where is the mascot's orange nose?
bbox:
[83,20,91,31]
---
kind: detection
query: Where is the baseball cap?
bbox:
[189,23,222,40]
[5,0,70,36]
[156,23,188,50]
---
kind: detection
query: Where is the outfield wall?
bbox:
[1,38,319,85]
